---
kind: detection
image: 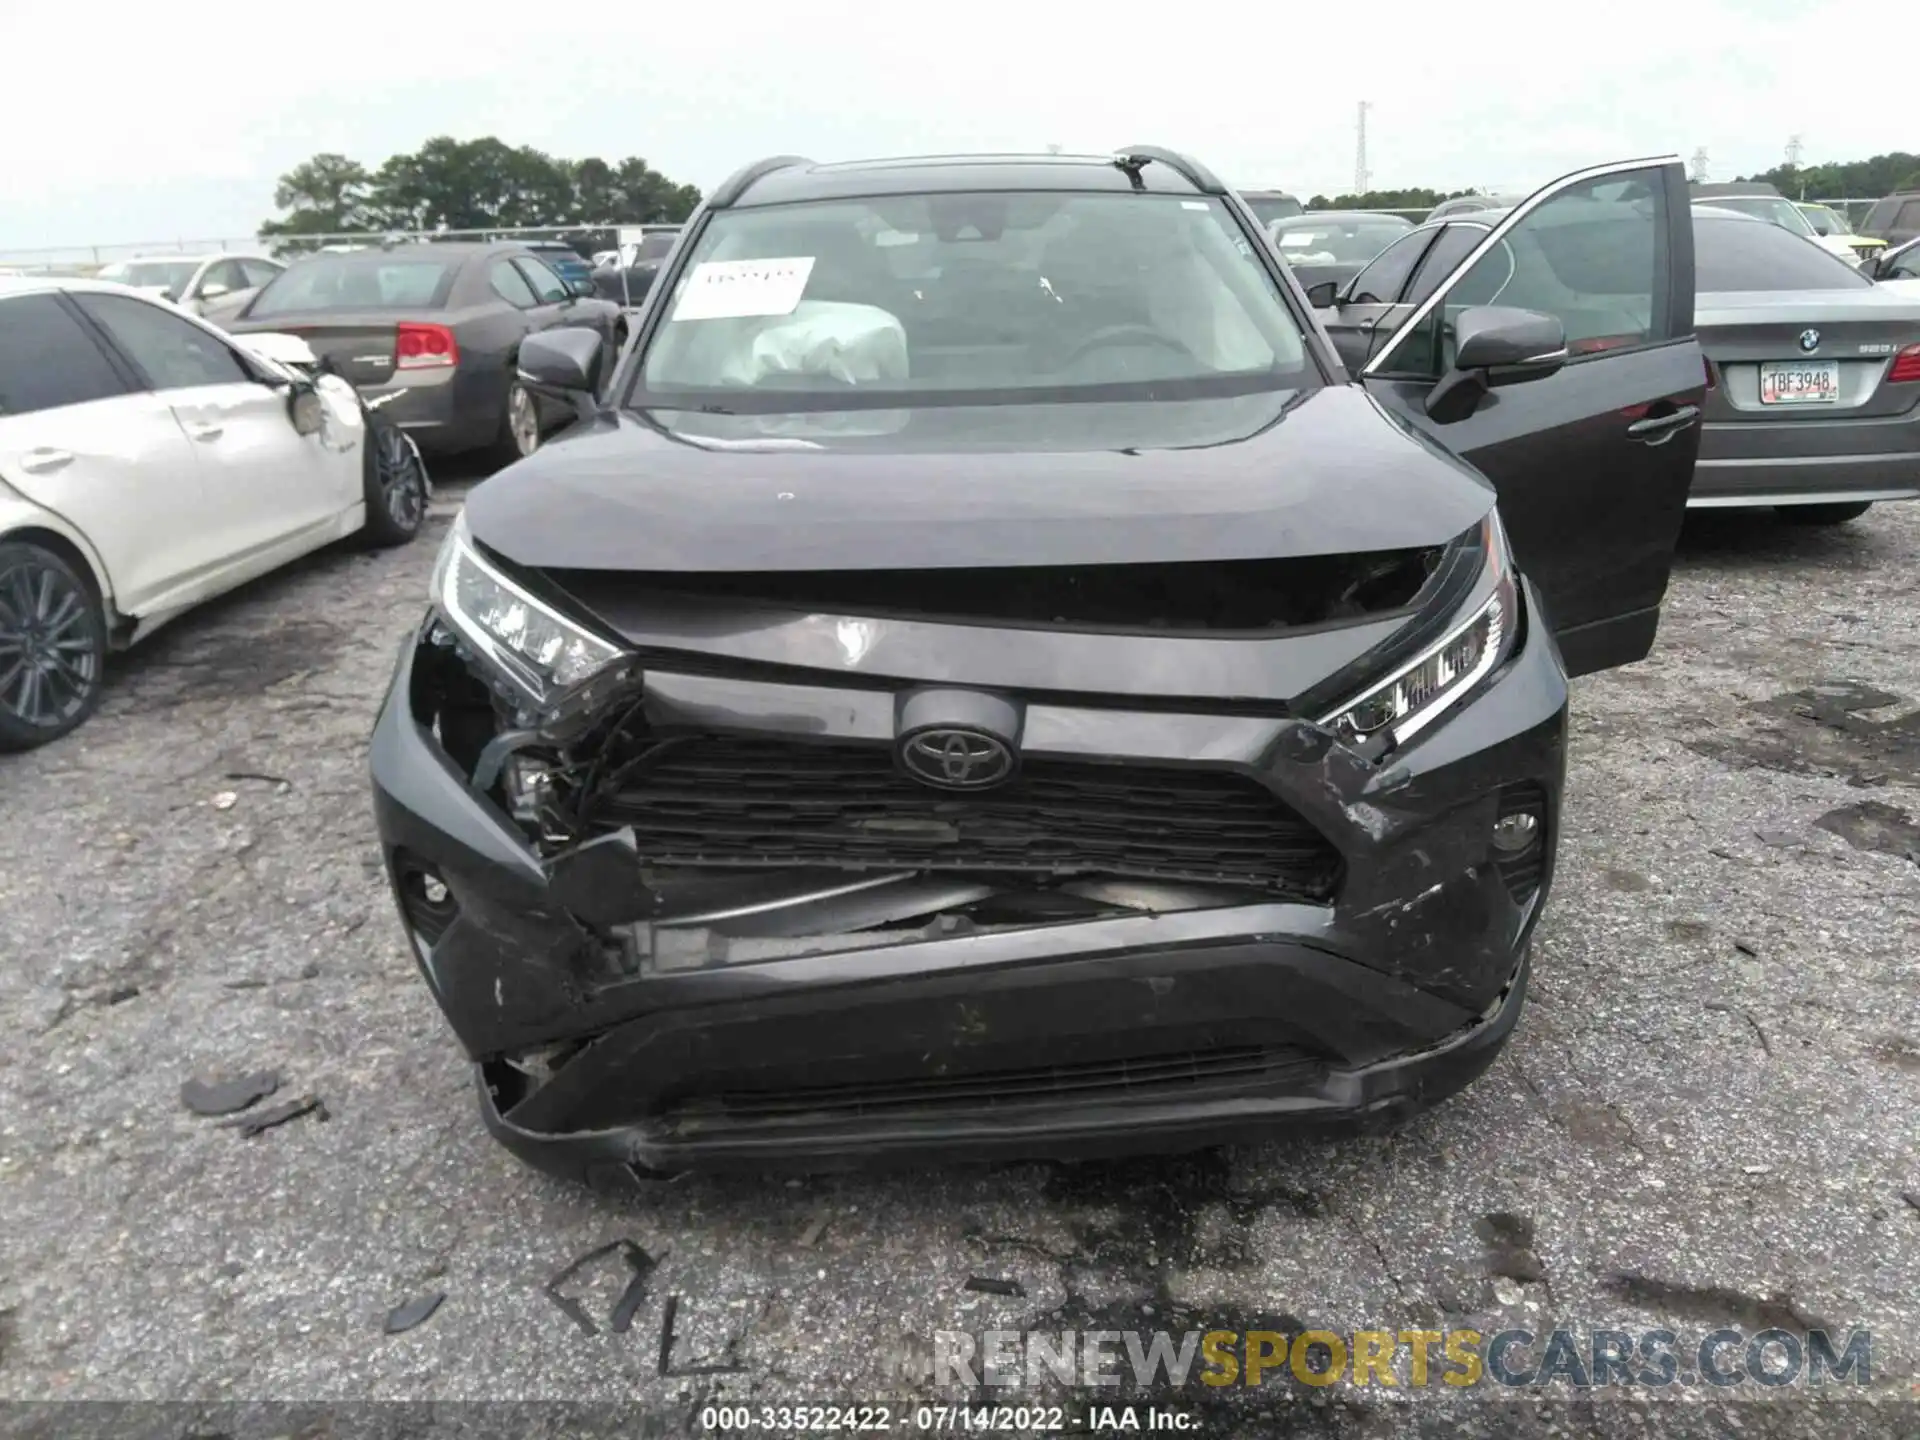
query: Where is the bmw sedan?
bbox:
[367,147,1705,1187]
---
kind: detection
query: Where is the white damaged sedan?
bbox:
[0,276,427,751]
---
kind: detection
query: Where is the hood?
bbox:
[465,384,1495,574]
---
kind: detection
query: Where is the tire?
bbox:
[0,540,109,752]
[358,413,428,549]
[483,376,542,469]
[1776,501,1873,525]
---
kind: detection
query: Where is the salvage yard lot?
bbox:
[2,498,1918,1432]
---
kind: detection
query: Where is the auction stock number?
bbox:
[699,1404,1068,1432]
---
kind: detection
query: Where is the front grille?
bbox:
[663,1045,1324,1125]
[591,735,1342,898]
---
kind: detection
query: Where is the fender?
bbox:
[0,480,118,618]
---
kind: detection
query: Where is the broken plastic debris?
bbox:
[963,1275,1025,1298]
[181,1070,282,1117]
[383,1292,445,1335]
[544,1238,652,1337]
[219,1094,326,1136]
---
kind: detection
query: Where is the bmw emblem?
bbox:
[1798,328,1820,353]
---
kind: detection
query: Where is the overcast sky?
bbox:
[0,0,1900,255]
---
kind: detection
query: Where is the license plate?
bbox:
[1759,359,1840,405]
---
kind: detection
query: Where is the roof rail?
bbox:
[709,155,815,209]
[1109,146,1225,196]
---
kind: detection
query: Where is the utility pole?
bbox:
[1354,101,1371,197]
[1689,147,1710,183]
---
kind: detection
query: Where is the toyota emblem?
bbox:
[1798,328,1821,353]
[899,727,1015,790]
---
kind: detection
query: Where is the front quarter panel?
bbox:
[0,479,116,613]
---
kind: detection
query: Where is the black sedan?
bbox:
[225,243,624,464]
[369,147,1701,1187]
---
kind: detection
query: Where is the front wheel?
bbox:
[1776,501,1873,525]
[0,540,108,752]
[359,414,428,548]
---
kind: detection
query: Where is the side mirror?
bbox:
[288,381,326,436]
[1305,279,1339,308]
[518,328,604,398]
[1424,306,1567,424]
[567,274,597,298]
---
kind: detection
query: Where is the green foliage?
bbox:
[1304,187,1480,212]
[1733,152,1920,199]
[259,138,701,240]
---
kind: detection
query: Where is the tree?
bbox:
[1735,152,1920,200]
[258,139,701,239]
[259,153,373,239]
[1305,187,1478,212]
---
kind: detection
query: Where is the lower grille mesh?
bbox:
[665,1045,1324,1124]
[592,734,1342,898]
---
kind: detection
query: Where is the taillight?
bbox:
[395,321,458,370]
[1888,344,1920,384]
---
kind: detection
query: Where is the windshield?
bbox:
[1271,217,1412,265]
[1244,195,1304,224]
[635,191,1313,410]
[1695,217,1872,292]
[1800,205,1851,236]
[98,260,198,299]
[1710,196,1818,238]
[246,255,458,315]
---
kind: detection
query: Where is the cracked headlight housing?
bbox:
[430,510,635,724]
[1320,510,1519,750]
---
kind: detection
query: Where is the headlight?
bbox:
[1319,511,1519,750]
[429,511,635,724]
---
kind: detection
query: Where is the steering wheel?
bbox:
[1062,324,1199,367]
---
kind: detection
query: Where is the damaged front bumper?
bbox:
[369,583,1567,1184]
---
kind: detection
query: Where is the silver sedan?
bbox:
[1690,206,1920,524]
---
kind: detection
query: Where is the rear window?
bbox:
[97,260,199,299]
[1271,217,1412,265]
[246,255,458,315]
[1706,195,1817,238]
[1695,217,1872,292]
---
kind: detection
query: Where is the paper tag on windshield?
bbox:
[670,257,816,321]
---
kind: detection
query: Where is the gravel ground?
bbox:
[1,493,1917,1438]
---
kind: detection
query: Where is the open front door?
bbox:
[1359,157,1703,678]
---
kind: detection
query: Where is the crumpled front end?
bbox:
[370,512,1567,1183]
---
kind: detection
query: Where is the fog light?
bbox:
[1491,810,1540,854]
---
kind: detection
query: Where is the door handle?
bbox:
[185,423,224,443]
[19,448,74,474]
[1626,405,1700,444]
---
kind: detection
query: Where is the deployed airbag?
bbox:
[717,301,909,386]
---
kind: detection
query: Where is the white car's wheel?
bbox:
[0,540,108,751]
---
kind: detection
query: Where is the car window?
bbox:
[1379,167,1672,377]
[516,258,571,303]
[638,190,1313,406]
[0,294,133,416]
[1244,195,1304,225]
[491,260,540,308]
[1270,217,1412,266]
[1403,223,1488,306]
[1708,195,1817,238]
[1695,218,1872,291]
[247,255,458,316]
[1886,245,1920,280]
[73,292,251,390]
[1343,229,1436,304]
[201,259,247,295]
[239,258,283,288]
[1897,201,1920,231]
[97,259,200,299]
